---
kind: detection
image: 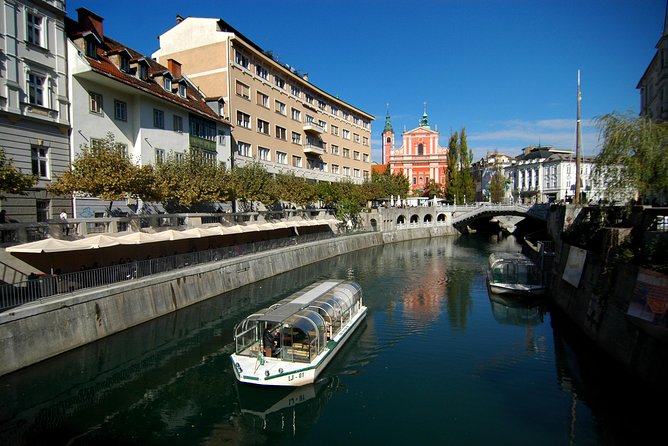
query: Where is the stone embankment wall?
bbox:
[0,227,453,377]
[546,205,668,391]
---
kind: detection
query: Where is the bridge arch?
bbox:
[410,214,419,224]
[423,214,433,223]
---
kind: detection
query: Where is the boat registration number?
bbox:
[288,372,305,382]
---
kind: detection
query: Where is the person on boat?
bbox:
[263,327,277,357]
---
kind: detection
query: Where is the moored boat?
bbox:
[487,252,545,296]
[230,280,366,387]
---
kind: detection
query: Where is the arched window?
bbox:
[386,137,391,143]
[417,143,424,155]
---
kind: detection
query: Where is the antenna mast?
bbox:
[575,70,582,204]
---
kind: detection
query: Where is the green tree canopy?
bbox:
[230,161,273,211]
[0,147,38,198]
[272,172,317,208]
[446,131,460,202]
[489,164,506,203]
[371,165,409,198]
[47,133,158,212]
[594,112,668,204]
[154,150,230,210]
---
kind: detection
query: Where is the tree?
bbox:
[371,165,409,198]
[594,112,668,205]
[0,147,38,199]
[446,131,460,203]
[47,133,158,214]
[489,164,506,203]
[423,179,443,198]
[459,129,476,204]
[154,150,230,210]
[230,161,273,211]
[273,172,317,207]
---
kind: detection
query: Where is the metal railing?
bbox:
[0,231,334,312]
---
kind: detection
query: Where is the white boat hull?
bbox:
[487,280,545,296]
[231,307,367,387]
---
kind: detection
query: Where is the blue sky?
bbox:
[67,0,665,163]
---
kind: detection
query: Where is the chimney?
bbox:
[167,59,182,78]
[77,8,104,38]
[176,15,184,24]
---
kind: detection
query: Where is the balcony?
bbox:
[304,143,325,155]
[303,121,324,134]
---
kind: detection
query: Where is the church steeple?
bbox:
[383,108,393,134]
[419,101,430,128]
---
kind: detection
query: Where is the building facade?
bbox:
[471,152,515,202]
[0,0,70,222]
[66,8,232,217]
[382,108,448,193]
[152,17,373,185]
[637,3,668,121]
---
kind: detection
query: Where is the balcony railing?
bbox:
[303,143,325,155]
[303,121,324,134]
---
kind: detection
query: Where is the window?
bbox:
[275,100,286,115]
[291,108,301,122]
[331,145,339,155]
[318,100,327,110]
[363,136,369,146]
[343,111,350,121]
[343,148,350,158]
[332,164,339,174]
[235,81,250,100]
[155,148,165,164]
[363,153,369,162]
[354,151,360,160]
[305,114,314,124]
[353,116,360,125]
[291,85,300,98]
[363,171,370,181]
[277,151,287,165]
[258,147,270,161]
[275,126,287,140]
[116,143,128,158]
[331,125,339,136]
[179,83,187,98]
[418,143,424,155]
[235,50,249,69]
[237,141,251,157]
[164,77,172,91]
[330,105,338,116]
[89,92,103,114]
[31,146,48,178]
[344,167,350,176]
[292,155,302,168]
[343,129,350,140]
[305,94,314,105]
[27,72,45,106]
[120,56,129,72]
[86,39,97,58]
[291,132,301,144]
[237,111,251,128]
[26,12,44,47]
[275,76,285,89]
[139,64,148,80]
[173,115,183,132]
[354,169,360,178]
[353,133,360,143]
[114,100,127,121]
[256,65,268,80]
[257,119,270,135]
[257,91,269,108]
[318,120,327,131]
[153,109,164,128]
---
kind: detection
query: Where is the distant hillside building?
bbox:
[153,16,373,184]
[637,3,668,121]
[381,108,448,193]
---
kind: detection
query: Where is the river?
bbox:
[0,234,661,445]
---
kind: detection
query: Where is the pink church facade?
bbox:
[382,109,448,193]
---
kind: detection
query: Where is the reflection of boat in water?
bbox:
[487,291,545,326]
[237,376,340,433]
[487,252,545,297]
[231,280,367,386]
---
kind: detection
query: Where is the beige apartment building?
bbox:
[153,17,373,184]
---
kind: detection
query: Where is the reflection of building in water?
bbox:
[399,248,449,322]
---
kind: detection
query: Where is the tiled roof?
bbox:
[65,16,228,125]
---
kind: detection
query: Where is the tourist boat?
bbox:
[487,252,546,296]
[230,280,367,387]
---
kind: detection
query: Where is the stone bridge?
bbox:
[363,203,549,234]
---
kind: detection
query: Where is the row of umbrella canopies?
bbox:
[6,220,331,254]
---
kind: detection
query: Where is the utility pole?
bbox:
[575,69,582,204]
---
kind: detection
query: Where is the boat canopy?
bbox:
[233,280,363,362]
